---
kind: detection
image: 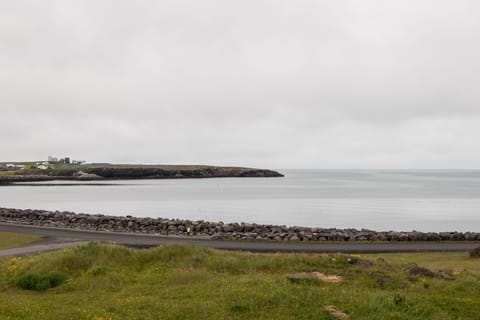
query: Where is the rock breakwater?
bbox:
[1,207,479,242]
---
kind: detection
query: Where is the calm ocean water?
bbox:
[2,170,480,232]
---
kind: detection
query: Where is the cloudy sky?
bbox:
[1,0,480,169]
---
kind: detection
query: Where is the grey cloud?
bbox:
[1,0,480,168]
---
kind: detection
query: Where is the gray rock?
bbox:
[0,207,475,243]
[406,266,435,278]
[452,233,465,241]
[469,246,480,258]
[287,273,318,282]
[437,269,454,281]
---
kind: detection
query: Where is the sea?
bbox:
[1,170,480,232]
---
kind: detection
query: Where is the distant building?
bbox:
[2,164,26,171]
[48,156,86,165]
[34,162,50,170]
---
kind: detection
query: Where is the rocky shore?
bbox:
[1,207,479,242]
[0,175,88,183]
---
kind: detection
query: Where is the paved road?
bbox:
[1,223,479,255]
[0,241,88,259]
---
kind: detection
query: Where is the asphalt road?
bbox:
[1,223,479,255]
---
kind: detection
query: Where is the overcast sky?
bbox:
[1,1,480,169]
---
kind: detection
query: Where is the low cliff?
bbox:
[51,165,283,179]
[0,165,283,183]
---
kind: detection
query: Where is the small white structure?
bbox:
[4,164,26,170]
[35,162,50,170]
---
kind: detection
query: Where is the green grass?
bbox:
[52,163,253,171]
[0,232,42,250]
[0,242,479,319]
[365,252,480,276]
[0,163,32,176]
[47,164,260,178]
[0,171,17,176]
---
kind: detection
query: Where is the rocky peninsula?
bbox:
[1,207,479,242]
[0,164,284,184]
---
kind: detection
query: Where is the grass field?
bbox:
[364,252,480,276]
[0,164,233,176]
[53,163,250,170]
[1,242,479,319]
[0,232,42,250]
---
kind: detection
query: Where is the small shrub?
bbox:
[393,292,405,306]
[16,271,68,291]
[16,272,41,290]
[41,271,68,288]
[230,303,250,313]
[88,266,111,277]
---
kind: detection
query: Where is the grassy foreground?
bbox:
[0,243,479,319]
[0,232,41,250]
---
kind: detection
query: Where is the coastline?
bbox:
[0,165,284,184]
[1,207,479,242]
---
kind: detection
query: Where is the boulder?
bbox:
[469,246,480,258]
[323,306,349,319]
[437,268,454,281]
[452,233,465,241]
[406,266,435,278]
[287,272,341,283]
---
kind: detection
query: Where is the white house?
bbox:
[5,164,25,170]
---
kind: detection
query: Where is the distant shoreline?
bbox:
[0,164,284,184]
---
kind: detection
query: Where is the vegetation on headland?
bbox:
[1,242,479,319]
[0,232,42,250]
[0,162,283,183]
[47,163,283,179]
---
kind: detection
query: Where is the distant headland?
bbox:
[0,157,284,184]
